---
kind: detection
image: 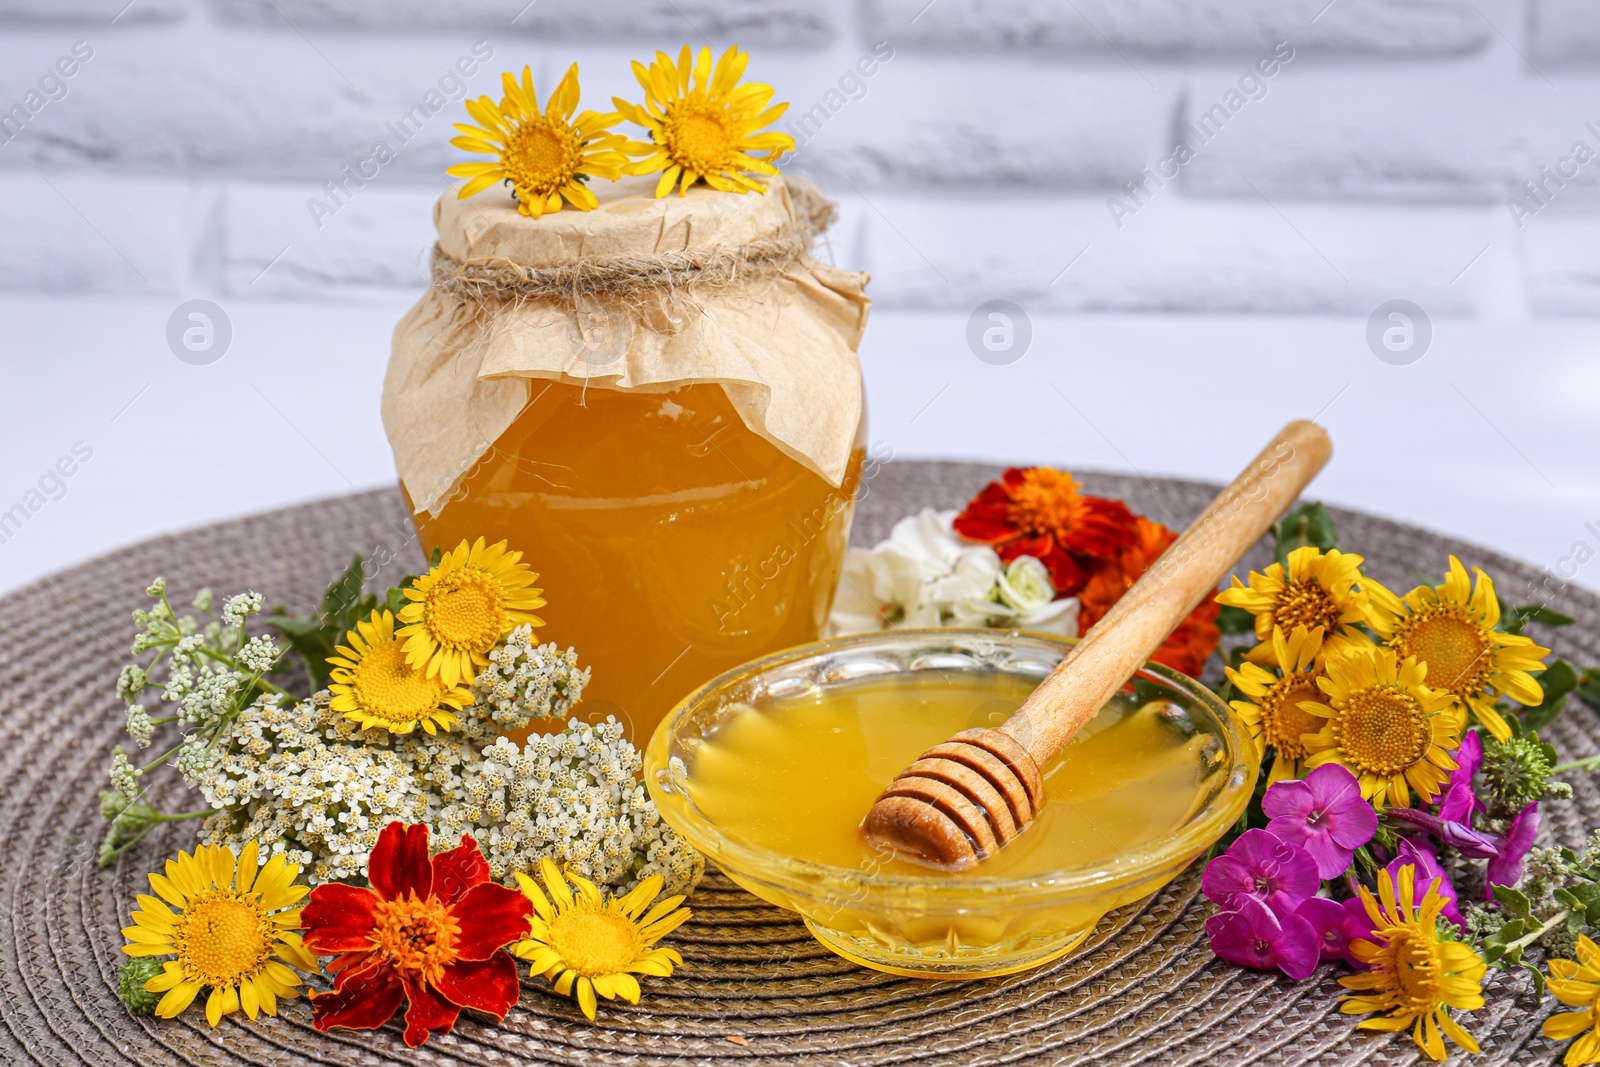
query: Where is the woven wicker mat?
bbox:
[4,461,1597,1066]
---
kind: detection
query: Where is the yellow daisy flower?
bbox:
[1544,935,1600,1065]
[1226,624,1328,782]
[397,537,545,688]
[447,63,629,218]
[327,608,474,735]
[1301,645,1464,809]
[614,44,795,197]
[121,841,315,1026]
[1368,555,1551,743]
[513,857,691,1021]
[1217,546,1379,666]
[1340,865,1485,1062]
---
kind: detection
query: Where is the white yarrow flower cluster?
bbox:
[194,688,700,896]
[471,626,591,732]
[110,579,703,901]
[827,508,1078,637]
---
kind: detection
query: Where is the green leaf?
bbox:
[1490,885,1534,920]
[1524,961,1548,999]
[1216,604,1256,636]
[1521,659,1579,733]
[1271,502,1339,567]
[265,554,379,692]
[1498,600,1572,636]
[1519,605,1576,627]
[318,554,368,621]
[1576,667,1600,711]
[262,615,323,636]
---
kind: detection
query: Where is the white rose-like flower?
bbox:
[827,545,941,635]
[830,508,1083,638]
[995,555,1057,613]
[883,508,967,574]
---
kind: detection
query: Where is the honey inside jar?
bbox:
[412,380,864,747]
[689,671,1218,880]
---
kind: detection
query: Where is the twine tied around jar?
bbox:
[428,178,838,306]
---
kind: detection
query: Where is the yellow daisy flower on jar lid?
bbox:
[1368,554,1551,742]
[513,857,691,1021]
[1339,865,1485,1061]
[447,63,630,218]
[1300,644,1464,809]
[327,608,474,735]
[1226,624,1328,783]
[1217,546,1380,666]
[397,537,546,689]
[121,841,315,1027]
[614,44,796,198]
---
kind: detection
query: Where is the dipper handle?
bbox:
[999,419,1331,766]
[861,419,1332,869]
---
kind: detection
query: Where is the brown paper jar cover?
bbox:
[384,174,870,518]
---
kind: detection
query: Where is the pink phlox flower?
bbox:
[1438,729,1486,824]
[1295,896,1370,967]
[1204,895,1321,980]
[1385,805,1501,859]
[1202,828,1320,914]
[1262,763,1378,879]
[1486,803,1540,892]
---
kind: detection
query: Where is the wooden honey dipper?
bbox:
[861,419,1334,870]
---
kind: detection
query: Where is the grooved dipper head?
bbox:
[860,728,1045,870]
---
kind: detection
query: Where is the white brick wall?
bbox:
[865,0,1489,56]
[214,0,841,46]
[1531,0,1600,63]
[0,0,1593,314]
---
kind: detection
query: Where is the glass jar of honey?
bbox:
[386,176,870,746]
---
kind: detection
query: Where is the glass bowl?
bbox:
[644,629,1257,980]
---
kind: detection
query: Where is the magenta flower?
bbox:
[1262,763,1378,879]
[1439,729,1485,824]
[1486,803,1540,891]
[1202,829,1320,913]
[1204,896,1321,980]
[1295,896,1371,967]
[1385,805,1501,859]
[1385,838,1463,928]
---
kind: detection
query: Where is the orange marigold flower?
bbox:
[301,823,532,1048]
[1078,516,1221,677]
[952,468,1138,596]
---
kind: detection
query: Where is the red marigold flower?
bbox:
[952,468,1138,595]
[301,822,532,1048]
[1077,517,1221,677]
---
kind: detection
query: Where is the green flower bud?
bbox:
[1482,733,1559,814]
[119,957,165,1016]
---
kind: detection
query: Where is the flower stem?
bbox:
[1553,754,1600,775]
[190,646,290,696]
[150,808,218,823]
[1503,908,1572,958]
[140,744,184,773]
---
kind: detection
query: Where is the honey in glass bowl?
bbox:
[646,630,1256,978]
[412,379,866,746]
